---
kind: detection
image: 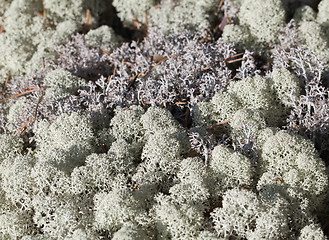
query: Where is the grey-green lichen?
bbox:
[0,102,328,239]
[293,0,329,63]
[194,68,300,130]
[209,144,253,195]
[148,0,218,35]
[85,25,121,49]
[222,0,286,52]
[222,0,329,62]
[113,0,219,35]
[0,0,114,80]
[112,0,155,26]
[43,69,86,100]
[0,134,23,164]
[33,112,95,172]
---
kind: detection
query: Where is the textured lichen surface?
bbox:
[0,0,329,239]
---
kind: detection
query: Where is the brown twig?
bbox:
[221,53,245,64]
[226,14,231,24]
[24,86,39,90]
[144,12,149,35]
[225,57,245,64]
[203,66,210,71]
[274,178,285,183]
[14,119,33,136]
[42,0,46,17]
[86,8,92,27]
[151,54,176,71]
[3,74,9,92]
[130,184,138,190]
[151,56,169,71]
[0,88,41,102]
[33,92,45,119]
[122,61,135,67]
[137,71,147,78]
[206,119,232,129]
[101,48,111,56]
[174,101,187,105]
[224,52,244,61]
[0,23,4,35]
[313,212,329,217]
[218,16,228,32]
[187,150,201,157]
[321,222,329,231]
[132,17,141,30]
[108,67,116,83]
[216,0,225,15]
[14,92,45,136]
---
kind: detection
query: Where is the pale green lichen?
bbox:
[228,75,281,125]
[210,91,241,124]
[93,186,150,234]
[0,2,329,238]
[112,223,151,240]
[194,71,298,131]
[210,145,253,195]
[113,0,218,35]
[85,25,121,49]
[43,69,86,100]
[298,21,329,63]
[223,0,286,52]
[247,194,291,239]
[0,134,23,164]
[299,224,327,240]
[294,5,316,24]
[257,131,328,211]
[148,0,218,35]
[229,109,267,138]
[239,0,286,44]
[169,157,209,206]
[110,105,145,145]
[317,0,329,30]
[152,193,205,240]
[255,127,280,149]
[222,24,252,50]
[193,101,214,126]
[211,188,260,239]
[64,228,101,240]
[0,154,35,211]
[0,0,12,26]
[33,112,95,172]
[112,0,154,26]
[70,153,120,195]
[0,0,111,80]
[293,0,329,63]
[270,68,301,107]
[30,162,78,237]
[0,210,35,239]
[134,131,182,183]
[140,106,185,137]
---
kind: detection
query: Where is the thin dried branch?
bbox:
[0,88,42,102]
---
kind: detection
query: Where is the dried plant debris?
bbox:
[0,28,252,135]
[49,33,114,81]
[103,28,236,109]
[51,28,252,121]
